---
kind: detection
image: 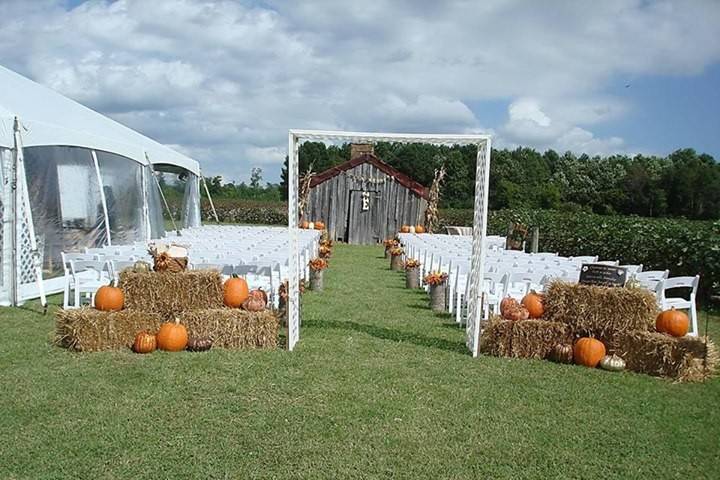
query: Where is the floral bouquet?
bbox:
[404,259,421,269]
[309,258,329,271]
[423,271,448,286]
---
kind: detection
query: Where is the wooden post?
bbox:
[531,226,539,253]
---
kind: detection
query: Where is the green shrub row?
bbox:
[440,208,720,303]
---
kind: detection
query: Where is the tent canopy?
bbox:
[0,65,200,175]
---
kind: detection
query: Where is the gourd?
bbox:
[400,225,411,233]
[132,260,152,273]
[573,338,606,367]
[243,295,266,312]
[156,318,188,352]
[308,222,315,230]
[133,331,156,354]
[599,354,626,372]
[656,308,689,337]
[500,296,520,318]
[521,290,544,319]
[550,344,573,364]
[95,284,124,311]
[187,337,213,352]
[314,221,325,230]
[248,288,268,306]
[224,275,249,308]
[503,305,529,321]
[409,225,416,234]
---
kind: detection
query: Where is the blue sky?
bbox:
[1,0,719,182]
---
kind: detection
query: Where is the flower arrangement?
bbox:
[309,258,328,271]
[384,238,399,248]
[423,271,448,286]
[319,245,332,259]
[404,259,421,269]
[389,247,404,257]
[320,239,333,248]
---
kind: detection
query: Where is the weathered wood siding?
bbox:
[304,162,427,244]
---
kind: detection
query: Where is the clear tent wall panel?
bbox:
[23,146,106,278]
[0,148,9,298]
[181,173,201,228]
[95,151,147,244]
[147,168,166,239]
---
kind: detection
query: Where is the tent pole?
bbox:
[200,173,220,224]
[91,150,112,247]
[140,167,151,242]
[145,153,181,236]
[13,117,47,311]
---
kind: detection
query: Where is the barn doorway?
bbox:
[345,189,381,244]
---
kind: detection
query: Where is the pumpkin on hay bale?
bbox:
[614,331,718,382]
[479,317,573,359]
[56,308,163,352]
[119,270,223,321]
[543,281,657,339]
[178,308,279,349]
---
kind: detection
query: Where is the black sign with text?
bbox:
[579,264,627,287]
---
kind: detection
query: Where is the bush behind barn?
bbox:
[184,200,719,303]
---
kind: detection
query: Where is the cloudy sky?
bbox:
[1,0,719,182]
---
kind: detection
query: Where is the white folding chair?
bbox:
[655,275,700,336]
[636,270,669,291]
[69,259,112,308]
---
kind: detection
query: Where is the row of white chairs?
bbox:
[62,225,322,310]
[398,233,701,336]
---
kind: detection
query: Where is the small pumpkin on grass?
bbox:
[187,337,213,352]
[224,275,249,308]
[521,290,544,318]
[156,318,188,352]
[133,331,156,354]
[95,283,124,311]
[550,343,573,364]
[599,354,626,372]
[656,307,689,337]
[574,337,606,368]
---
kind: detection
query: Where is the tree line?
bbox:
[278,142,720,220]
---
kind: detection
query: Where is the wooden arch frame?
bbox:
[287,130,492,356]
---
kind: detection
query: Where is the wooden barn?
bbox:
[303,145,429,244]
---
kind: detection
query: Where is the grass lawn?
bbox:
[1,244,719,479]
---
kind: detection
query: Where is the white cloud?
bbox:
[0,0,718,180]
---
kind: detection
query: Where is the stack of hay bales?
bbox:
[55,270,278,352]
[480,281,716,382]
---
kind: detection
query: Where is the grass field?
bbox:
[1,244,719,479]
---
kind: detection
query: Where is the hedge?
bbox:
[188,200,719,303]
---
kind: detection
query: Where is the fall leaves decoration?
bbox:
[423,271,448,286]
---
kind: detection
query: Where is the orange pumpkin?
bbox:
[224,275,249,308]
[95,284,124,311]
[656,308,689,337]
[156,319,188,352]
[300,220,310,229]
[400,225,411,233]
[133,331,156,354]
[314,221,325,230]
[415,225,426,234]
[521,290,544,318]
[574,338,606,368]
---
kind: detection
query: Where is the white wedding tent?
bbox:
[0,65,202,306]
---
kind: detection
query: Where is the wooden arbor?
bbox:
[287,130,492,356]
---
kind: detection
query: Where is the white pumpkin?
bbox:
[308,222,315,230]
[409,226,416,233]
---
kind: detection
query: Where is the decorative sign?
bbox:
[361,191,370,211]
[579,264,627,287]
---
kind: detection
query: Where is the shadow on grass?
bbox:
[304,318,466,355]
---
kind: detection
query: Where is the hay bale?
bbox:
[119,270,223,320]
[543,281,657,338]
[480,317,572,359]
[615,331,718,382]
[56,308,163,352]
[179,309,278,349]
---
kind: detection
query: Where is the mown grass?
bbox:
[1,244,719,479]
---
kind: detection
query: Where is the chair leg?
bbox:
[690,304,699,337]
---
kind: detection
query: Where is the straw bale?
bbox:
[615,331,718,382]
[179,308,278,349]
[119,270,223,320]
[56,308,163,352]
[543,281,657,338]
[480,317,572,359]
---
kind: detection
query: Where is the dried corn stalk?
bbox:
[424,163,446,233]
[298,164,315,220]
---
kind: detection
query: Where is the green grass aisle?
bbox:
[0,244,719,479]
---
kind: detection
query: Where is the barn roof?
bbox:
[309,153,430,200]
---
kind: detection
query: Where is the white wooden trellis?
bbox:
[287,130,492,356]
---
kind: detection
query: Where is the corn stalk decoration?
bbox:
[424,162,446,233]
[298,164,314,220]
